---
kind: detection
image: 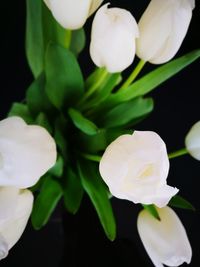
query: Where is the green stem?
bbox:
[80,153,101,162]
[118,60,146,91]
[78,68,109,106]
[168,148,188,159]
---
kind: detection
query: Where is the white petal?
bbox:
[137,207,192,267]
[48,0,92,29]
[88,0,104,16]
[136,0,194,64]
[90,4,138,73]
[185,121,200,160]
[99,131,176,206]
[0,234,8,260]
[0,189,33,251]
[0,187,19,220]
[43,0,51,9]
[0,117,57,188]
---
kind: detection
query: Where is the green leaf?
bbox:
[142,204,161,221]
[26,73,54,117]
[54,116,69,161]
[63,168,84,214]
[99,97,154,128]
[111,50,200,102]
[68,108,99,135]
[35,112,53,134]
[84,73,122,109]
[69,29,86,56]
[8,103,33,124]
[85,68,106,90]
[26,0,44,77]
[78,161,116,241]
[109,49,200,103]
[31,177,62,229]
[49,155,64,178]
[45,43,84,109]
[42,4,71,50]
[169,195,195,211]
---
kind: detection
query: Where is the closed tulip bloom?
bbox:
[185,121,200,160]
[0,117,57,188]
[90,4,139,73]
[137,207,192,267]
[99,131,178,207]
[136,0,195,64]
[0,188,33,260]
[43,0,104,29]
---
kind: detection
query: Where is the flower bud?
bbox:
[0,117,57,188]
[0,188,33,260]
[99,131,178,207]
[136,0,195,64]
[185,121,200,160]
[90,4,139,73]
[137,206,192,267]
[44,0,104,30]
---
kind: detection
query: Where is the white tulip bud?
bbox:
[90,4,139,73]
[137,206,192,267]
[185,121,200,160]
[136,0,195,64]
[99,131,178,207]
[43,0,104,30]
[0,188,33,260]
[0,117,57,188]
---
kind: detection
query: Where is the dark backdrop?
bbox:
[0,1,200,266]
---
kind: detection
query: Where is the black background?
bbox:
[0,1,200,266]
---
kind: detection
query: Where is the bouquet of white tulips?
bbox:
[1,0,199,266]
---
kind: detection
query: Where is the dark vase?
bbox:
[59,196,147,267]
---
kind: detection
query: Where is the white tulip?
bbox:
[90,4,139,73]
[0,188,33,260]
[185,121,200,160]
[0,117,57,188]
[99,131,178,207]
[136,0,195,64]
[137,206,192,267]
[43,0,104,30]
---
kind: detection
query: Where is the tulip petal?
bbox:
[90,4,138,73]
[0,189,33,251]
[0,234,8,260]
[0,187,19,220]
[0,117,57,188]
[185,121,200,160]
[136,0,194,64]
[100,131,177,207]
[137,207,192,267]
[48,0,92,29]
[88,0,104,16]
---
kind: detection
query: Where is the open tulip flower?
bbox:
[137,206,192,267]
[43,0,104,29]
[136,0,195,64]
[0,117,57,188]
[0,187,33,260]
[99,131,178,207]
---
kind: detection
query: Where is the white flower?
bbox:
[136,0,195,64]
[0,117,57,188]
[185,121,200,160]
[43,0,104,30]
[0,187,33,260]
[99,131,178,207]
[137,206,192,267]
[90,4,139,73]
